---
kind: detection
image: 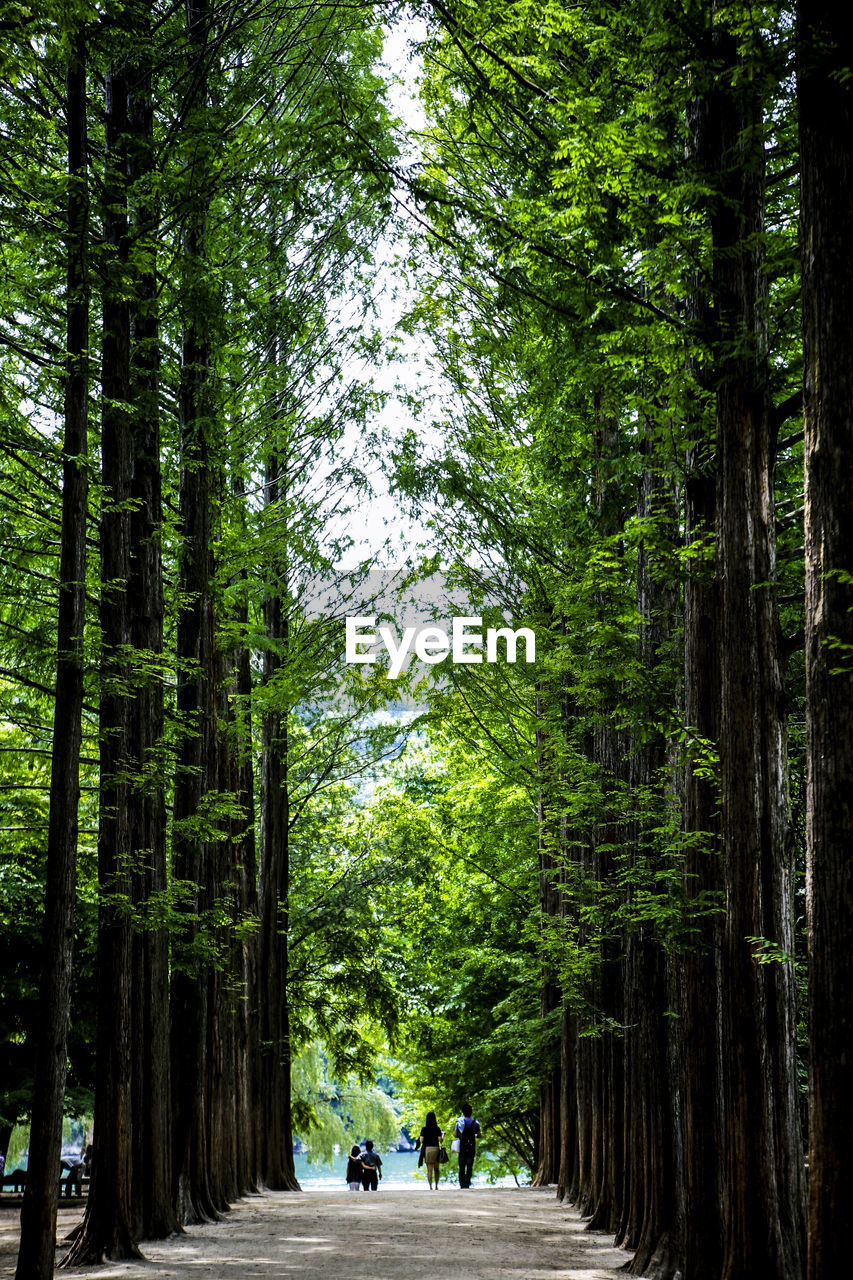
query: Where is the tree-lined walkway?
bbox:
[2,1189,627,1280]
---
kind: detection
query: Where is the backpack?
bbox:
[456,1116,479,1150]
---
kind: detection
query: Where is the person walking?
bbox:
[416,1111,444,1190]
[360,1140,383,1190]
[346,1145,363,1191]
[454,1103,481,1188]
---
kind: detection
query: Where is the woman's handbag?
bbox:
[438,1144,449,1164]
[417,1147,425,1167]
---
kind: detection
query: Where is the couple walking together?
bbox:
[346,1140,383,1191]
[416,1103,481,1189]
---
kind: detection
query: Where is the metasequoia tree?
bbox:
[679,52,724,1277]
[257,397,298,1191]
[798,6,853,1279]
[125,0,178,1238]
[160,0,395,1222]
[167,0,221,1224]
[0,9,100,1221]
[15,25,90,1280]
[704,20,804,1278]
[63,39,140,1266]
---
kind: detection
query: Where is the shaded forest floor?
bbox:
[0,1187,628,1279]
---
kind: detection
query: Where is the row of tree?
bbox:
[1,3,400,1275]
[2,3,851,1280]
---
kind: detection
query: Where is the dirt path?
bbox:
[2,1188,629,1280]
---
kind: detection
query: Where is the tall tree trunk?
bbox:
[583,404,625,1237]
[710,25,805,1280]
[126,4,177,1239]
[556,1005,577,1202]
[170,191,218,1229]
[230,469,261,1196]
[533,698,562,1189]
[169,410,217,1223]
[169,0,220,1224]
[205,610,239,1214]
[574,1024,594,1213]
[619,455,679,1277]
[63,60,140,1266]
[678,61,725,1280]
[532,985,561,1188]
[169,332,218,1225]
[16,34,89,1280]
[257,451,299,1192]
[556,709,579,1204]
[584,772,623,1236]
[798,8,853,1279]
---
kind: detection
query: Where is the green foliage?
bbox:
[291,1043,400,1163]
[381,0,806,1169]
[347,738,543,1176]
[0,0,401,1138]
[0,0,812,1207]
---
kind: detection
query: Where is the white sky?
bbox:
[331,14,441,571]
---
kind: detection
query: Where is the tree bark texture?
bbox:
[170,208,219,1228]
[204,620,239,1213]
[619,457,679,1277]
[798,7,853,1279]
[125,4,177,1238]
[533,703,562,1189]
[580,408,625,1237]
[257,453,299,1192]
[556,1005,578,1203]
[235,661,262,1196]
[63,61,141,1266]
[710,25,805,1280]
[169,0,223,1224]
[16,36,89,1280]
[678,60,725,1280]
[229,470,262,1196]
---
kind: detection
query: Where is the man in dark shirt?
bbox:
[454,1103,481,1188]
[360,1140,383,1190]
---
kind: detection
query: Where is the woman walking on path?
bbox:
[416,1112,444,1189]
[346,1146,363,1191]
